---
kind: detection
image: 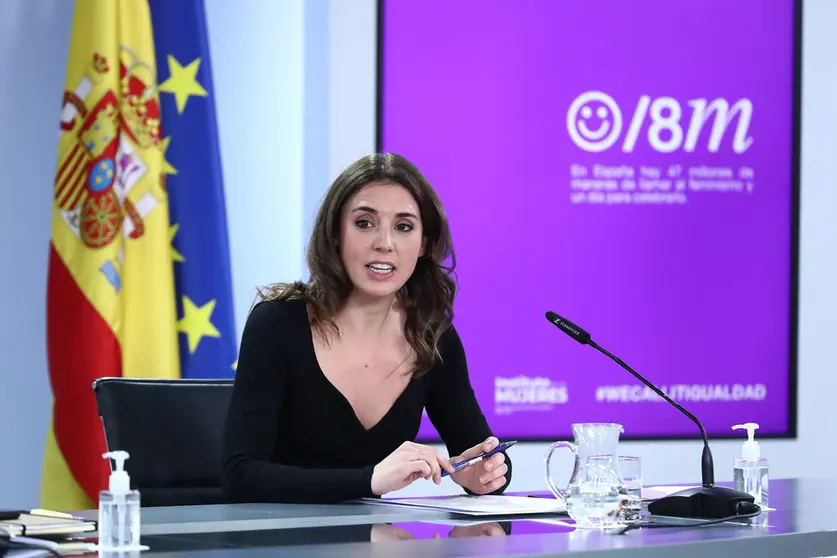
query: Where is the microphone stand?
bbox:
[588,339,755,519]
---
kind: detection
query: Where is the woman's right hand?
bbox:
[371,441,456,495]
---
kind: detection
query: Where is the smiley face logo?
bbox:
[567,91,623,152]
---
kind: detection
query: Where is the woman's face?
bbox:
[338,181,426,301]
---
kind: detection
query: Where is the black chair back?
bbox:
[93,377,233,507]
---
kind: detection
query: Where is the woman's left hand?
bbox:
[450,437,508,494]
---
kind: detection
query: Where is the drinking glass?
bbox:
[617,455,642,522]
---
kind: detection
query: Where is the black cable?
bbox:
[616,502,762,535]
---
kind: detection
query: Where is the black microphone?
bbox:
[545,310,755,520]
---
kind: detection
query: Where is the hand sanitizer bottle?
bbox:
[732,422,768,508]
[98,450,142,550]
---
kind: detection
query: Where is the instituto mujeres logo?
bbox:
[566,90,754,154]
[494,376,568,415]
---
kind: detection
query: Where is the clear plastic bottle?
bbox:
[98,450,142,550]
[732,422,768,508]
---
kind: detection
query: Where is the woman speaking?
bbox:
[221,153,511,504]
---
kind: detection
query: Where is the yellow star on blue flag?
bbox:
[151,0,237,378]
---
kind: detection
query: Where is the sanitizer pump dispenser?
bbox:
[732,422,768,507]
[97,450,143,551]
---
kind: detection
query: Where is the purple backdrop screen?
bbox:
[379,0,798,440]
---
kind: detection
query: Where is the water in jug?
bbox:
[544,422,627,528]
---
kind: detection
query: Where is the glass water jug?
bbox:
[544,422,627,528]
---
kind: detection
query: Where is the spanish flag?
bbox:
[40,0,180,510]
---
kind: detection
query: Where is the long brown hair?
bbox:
[258,153,456,378]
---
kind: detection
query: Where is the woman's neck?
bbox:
[336,292,400,337]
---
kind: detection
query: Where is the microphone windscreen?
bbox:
[545,311,591,344]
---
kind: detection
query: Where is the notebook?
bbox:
[0,513,96,538]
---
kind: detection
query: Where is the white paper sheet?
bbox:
[359,495,567,516]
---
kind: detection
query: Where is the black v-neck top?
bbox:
[221,298,512,504]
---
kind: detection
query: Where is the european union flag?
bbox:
[150,0,237,378]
